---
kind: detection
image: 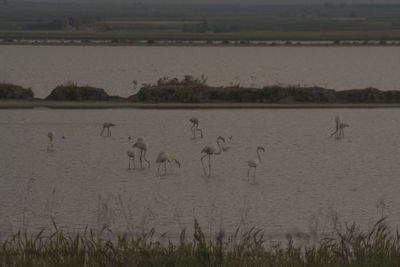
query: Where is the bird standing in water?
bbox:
[100,122,115,137]
[189,117,203,138]
[246,146,265,182]
[127,150,136,170]
[330,116,349,139]
[156,152,181,176]
[201,136,226,177]
[133,137,150,169]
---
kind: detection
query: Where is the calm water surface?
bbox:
[1,45,400,98]
[1,108,400,240]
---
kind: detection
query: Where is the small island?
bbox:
[1,76,400,108]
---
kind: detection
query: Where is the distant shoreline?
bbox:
[1,39,400,47]
[2,101,400,109]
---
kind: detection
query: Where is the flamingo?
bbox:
[127,150,136,170]
[337,122,349,139]
[189,117,203,138]
[47,131,55,152]
[329,115,341,138]
[100,122,115,137]
[330,116,349,139]
[201,136,225,177]
[246,146,265,181]
[133,137,150,169]
[156,152,181,176]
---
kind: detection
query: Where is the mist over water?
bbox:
[1,108,399,240]
[1,46,400,98]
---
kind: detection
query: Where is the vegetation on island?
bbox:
[1,218,400,266]
[45,82,122,101]
[2,77,400,104]
[130,76,400,104]
[0,83,34,100]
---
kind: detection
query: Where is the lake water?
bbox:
[1,45,400,98]
[1,108,400,241]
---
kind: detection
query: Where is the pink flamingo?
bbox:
[47,131,55,152]
[201,136,225,177]
[100,122,115,137]
[156,152,181,175]
[246,146,265,181]
[127,150,136,170]
[133,137,150,169]
[189,117,203,138]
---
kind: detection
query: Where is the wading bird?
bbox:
[47,131,55,152]
[156,152,181,176]
[329,115,341,138]
[201,136,226,177]
[246,146,265,181]
[189,117,203,138]
[127,150,136,170]
[100,122,115,137]
[133,137,150,169]
[337,122,349,139]
[330,116,349,139]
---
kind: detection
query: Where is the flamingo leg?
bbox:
[208,154,211,177]
[128,158,131,169]
[100,127,105,136]
[329,129,338,138]
[200,154,208,175]
[143,150,150,168]
[196,126,203,138]
[140,150,143,169]
[191,124,195,137]
[108,127,111,137]
[164,162,167,175]
[132,158,136,169]
[337,129,342,139]
[157,163,161,176]
[253,167,257,178]
[48,142,53,152]
[247,166,251,181]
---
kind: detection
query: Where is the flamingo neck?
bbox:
[173,158,180,167]
[215,139,223,155]
[257,149,262,163]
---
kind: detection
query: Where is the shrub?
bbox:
[0,83,34,100]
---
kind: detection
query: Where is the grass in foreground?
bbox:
[1,218,400,266]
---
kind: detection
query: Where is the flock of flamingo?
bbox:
[46,115,349,182]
